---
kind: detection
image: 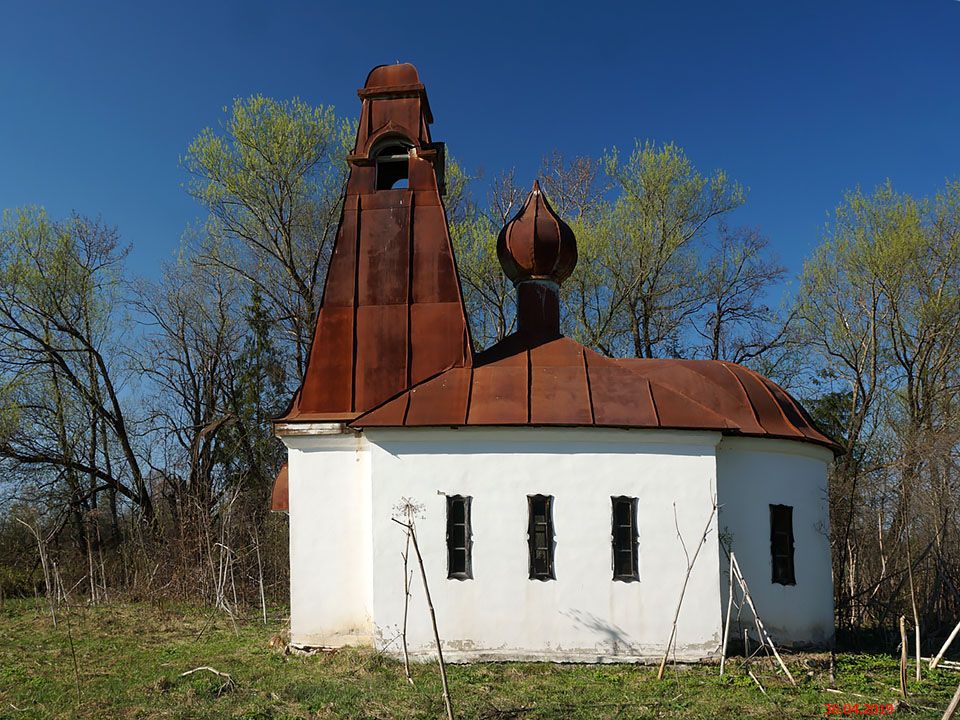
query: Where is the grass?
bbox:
[0,599,957,719]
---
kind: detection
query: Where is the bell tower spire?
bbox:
[281,64,472,421]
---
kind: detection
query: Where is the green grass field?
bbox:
[0,600,957,719]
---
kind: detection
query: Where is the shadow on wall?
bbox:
[562,608,639,656]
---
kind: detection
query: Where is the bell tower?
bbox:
[281,64,472,421]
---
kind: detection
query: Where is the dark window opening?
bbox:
[612,496,639,581]
[446,495,472,580]
[528,495,555,581]
[375,143,410,190]
[770,504,796,585]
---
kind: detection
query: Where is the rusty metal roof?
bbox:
[350,335,841,453]
[498,180,577,286]
[279,63,839,455]
[278,63,471,422]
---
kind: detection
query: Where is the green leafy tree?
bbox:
[565,142,745,357]
[183,96,354,377]
[798,179,960,630]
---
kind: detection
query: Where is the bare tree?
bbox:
[450,168,522,348]
[0,210,152,521]
[696,224,789,363]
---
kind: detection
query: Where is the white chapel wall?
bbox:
[364,427,724,662]
[285,430,374,647]
[716,437,835,647]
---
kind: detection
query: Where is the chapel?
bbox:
[272,63,839,662]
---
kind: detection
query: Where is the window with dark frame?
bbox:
[611,496,639,581]
[374,143,410,190]
[770,504,796,585]
[446,495,472,580]
[527,495,555,581]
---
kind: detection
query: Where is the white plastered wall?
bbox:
[365,427,724,662]
[283,427,373,647]
[716,437,835,647]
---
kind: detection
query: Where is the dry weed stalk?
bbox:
[400,522,414,685]
[15,516,57,627]
[179,666,236,695]
[657,499,717,680]
[392,498,454,720]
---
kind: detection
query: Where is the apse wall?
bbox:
[716,437,835,648]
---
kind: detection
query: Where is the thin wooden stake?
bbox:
[906,518,922,683]
[720,562,734,676]
[730,553,796,686]
[85,523,97,606]
[942,681,960,720]
[932,620,960,669]
[747,669,767,695]
[900,615,909,699]
[251,526,267,625]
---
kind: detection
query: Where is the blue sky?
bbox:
[2,1,958,280]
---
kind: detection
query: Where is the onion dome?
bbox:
[497,181,578,286]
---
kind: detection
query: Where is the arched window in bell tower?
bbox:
[373,140,411,190]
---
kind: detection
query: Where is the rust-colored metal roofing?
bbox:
[271,464,289,512]
[278,63,471,422]
[279,63,840,456]
[350,335,841,453]
[498,180,577,286]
